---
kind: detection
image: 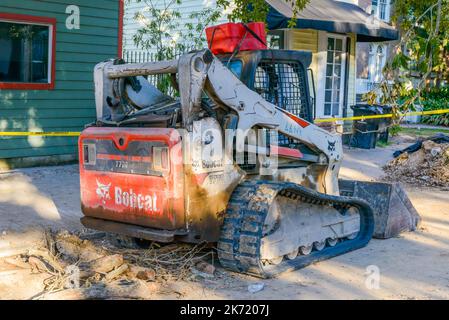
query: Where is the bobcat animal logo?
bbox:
[96,179,111,204]
[328,140,336,152]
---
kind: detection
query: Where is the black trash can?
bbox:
[376,105,392,143]
[349,104,392,149]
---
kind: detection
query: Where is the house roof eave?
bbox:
[266,0,399,42]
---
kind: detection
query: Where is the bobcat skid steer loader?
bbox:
[79,49,420,278]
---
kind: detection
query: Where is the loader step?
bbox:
[81,217,180,243]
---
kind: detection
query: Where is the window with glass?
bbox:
[368,44,386,84]
[372,0,389,21]
[226,60,243,78]
[379,0,388,20]
[324,37,344,117]
[374,45,385,82]
[0,14,55,89]
[267,30,284,50]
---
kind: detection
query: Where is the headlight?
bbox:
[83,143,96,165]
[153,147,169,171]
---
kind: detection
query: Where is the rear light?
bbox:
[153,147,169,171]
[83,143,96,165]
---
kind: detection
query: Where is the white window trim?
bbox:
[318,33,347,118]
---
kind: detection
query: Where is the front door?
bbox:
[324,36,346,117]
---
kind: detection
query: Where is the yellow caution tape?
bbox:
[0,132,80,137]
[315,108,449,123]
[0,109,448,136]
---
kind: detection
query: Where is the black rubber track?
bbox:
[217,180,375,278]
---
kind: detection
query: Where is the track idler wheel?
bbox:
[313,241,326,251]
[327,238,338,247]
[267,257,283,265]
[299,245,313,255]
[286,249,299,260]
[347,233,358,240]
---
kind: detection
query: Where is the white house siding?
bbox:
[123,0,228,55]
[336,0,359,4]
[355,0,395,101]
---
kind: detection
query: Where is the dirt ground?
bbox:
[0,134,448,300]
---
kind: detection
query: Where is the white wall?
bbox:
[335,0,358,4]
[123,0,229,54]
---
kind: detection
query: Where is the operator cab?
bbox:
[217,50,319,165]
[218,50,316,124]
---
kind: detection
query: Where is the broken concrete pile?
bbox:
[2,230,216,299]
[384,140,449,188]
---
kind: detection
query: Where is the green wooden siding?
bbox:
[0,0,120,159]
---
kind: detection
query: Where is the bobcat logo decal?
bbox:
[96,179,111,204]
[328,141,336,152]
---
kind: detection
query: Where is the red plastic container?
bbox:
[206,22,267,55]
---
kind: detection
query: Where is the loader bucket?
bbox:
[339,180,421,239]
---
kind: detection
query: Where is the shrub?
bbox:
[421,88,449,127]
